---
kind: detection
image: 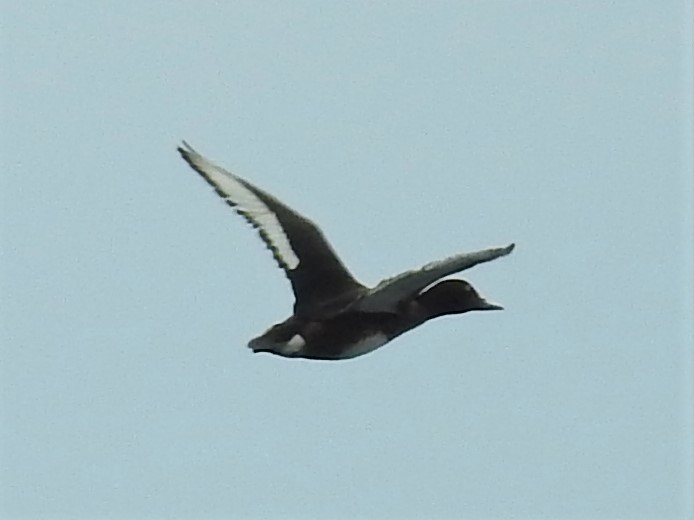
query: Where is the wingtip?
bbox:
[177,140,195,156]
[177,142,200,169]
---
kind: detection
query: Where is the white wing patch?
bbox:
[180,142,300,270]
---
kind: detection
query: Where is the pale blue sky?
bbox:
[2,2,693,519]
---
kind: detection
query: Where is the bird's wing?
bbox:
[354,244,515,313]
[177,141,365,318]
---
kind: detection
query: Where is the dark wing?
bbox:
[177,141,366,318]
[354,244,515,313]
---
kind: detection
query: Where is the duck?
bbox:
[177,141,514,360]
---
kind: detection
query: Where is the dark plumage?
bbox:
[177,141,514,360]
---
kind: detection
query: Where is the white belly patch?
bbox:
[340,332,390,359]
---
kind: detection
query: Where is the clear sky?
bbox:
[2,2,692,519]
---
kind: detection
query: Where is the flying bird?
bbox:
[177,141,514,360]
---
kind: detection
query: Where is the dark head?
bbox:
[416,279,503,319]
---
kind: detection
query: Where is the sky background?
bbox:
[1,2,693,519]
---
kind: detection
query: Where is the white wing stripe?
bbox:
[183,145,300,270]
[214,171,300,270]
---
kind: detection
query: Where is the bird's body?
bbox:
[177,141,514,360]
